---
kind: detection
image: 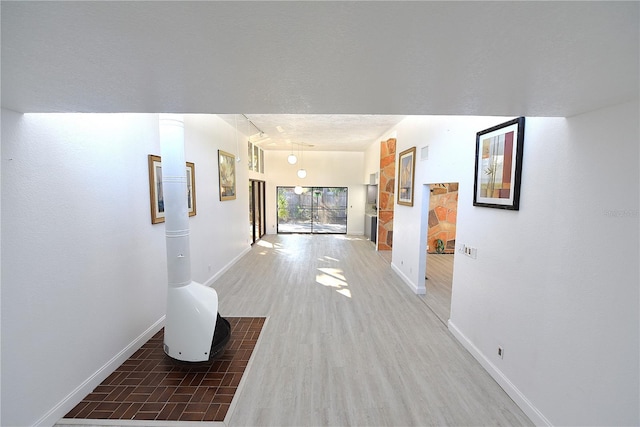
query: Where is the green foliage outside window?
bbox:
[277,190,289,222]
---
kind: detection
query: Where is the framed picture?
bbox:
[473,117,525,210]
[397,147,416,206]
[218,150,237,201]
[148,154,197,224]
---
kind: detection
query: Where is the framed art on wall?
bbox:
[218,150,237,201]
[397,146,416,206]
[148,154,196,224]
[473,117,525,210]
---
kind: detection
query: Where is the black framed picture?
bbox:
[473,117,525,210]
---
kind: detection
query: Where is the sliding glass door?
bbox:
[277,187,348,234]
[249,180,266,244]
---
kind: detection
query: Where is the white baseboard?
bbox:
[391,262,426,294]
[447,320,552,427]
[39,316,166,427]
[204,245,252,288]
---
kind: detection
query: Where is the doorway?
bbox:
[423,182,458,324]
[249,180,266,244]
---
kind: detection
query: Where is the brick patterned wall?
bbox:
[378,138,396,250]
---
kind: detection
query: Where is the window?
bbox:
[247,141,264,173]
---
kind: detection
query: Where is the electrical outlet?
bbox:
[462,245,478,259]
[498,347,504,359]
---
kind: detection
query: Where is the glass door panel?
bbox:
[250,180,266,244]
[249,181,254,242]
[259,182,266,236]
[277,186,347,234]
[311,187,348,234]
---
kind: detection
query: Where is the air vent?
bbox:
[421,145,429,161]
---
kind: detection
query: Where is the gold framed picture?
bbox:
[397,147,416,207]
[218,150,237,201]
[148,154,196,224]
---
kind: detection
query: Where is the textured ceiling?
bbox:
[2,1,638,150]
[221,114,405,151]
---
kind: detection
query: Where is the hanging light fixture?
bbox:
[287,140,297,165]
[294,185,303,195]
[297,142,307,178]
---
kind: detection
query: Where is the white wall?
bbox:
[184,115,252,281]
[264,150,365,235]
[0,111,250,426]
[390,101,639,426]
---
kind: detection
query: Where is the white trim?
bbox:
[42,317,166,427]
[204,245,252,288]
[447,320,552,427]
[391,262,426,294]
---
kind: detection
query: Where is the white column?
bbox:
[159,115,218,362]
[160,116,192,287]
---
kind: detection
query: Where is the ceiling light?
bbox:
[296,142,306,178]
[294,185,303,195]
[287,141,297,164]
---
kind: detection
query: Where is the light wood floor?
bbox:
[423,253,454,325]
[215,234,532,426]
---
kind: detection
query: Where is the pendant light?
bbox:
[297,142,307,178]
[294,185,303,195]
[287,140,297,165]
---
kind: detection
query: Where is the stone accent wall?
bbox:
[378,138,396,250]
[427,183,458,254]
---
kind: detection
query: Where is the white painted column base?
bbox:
[164,281,219,362]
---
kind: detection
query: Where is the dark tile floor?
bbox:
[62,317,265,423]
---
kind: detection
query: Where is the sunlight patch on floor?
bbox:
[336,235,367,241]
[315,267,351,298]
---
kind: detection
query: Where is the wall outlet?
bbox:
[498,346,504,359]
[461,244,478,259]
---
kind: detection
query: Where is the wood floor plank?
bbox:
[211,234,532,426]
[423,253,455,324]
